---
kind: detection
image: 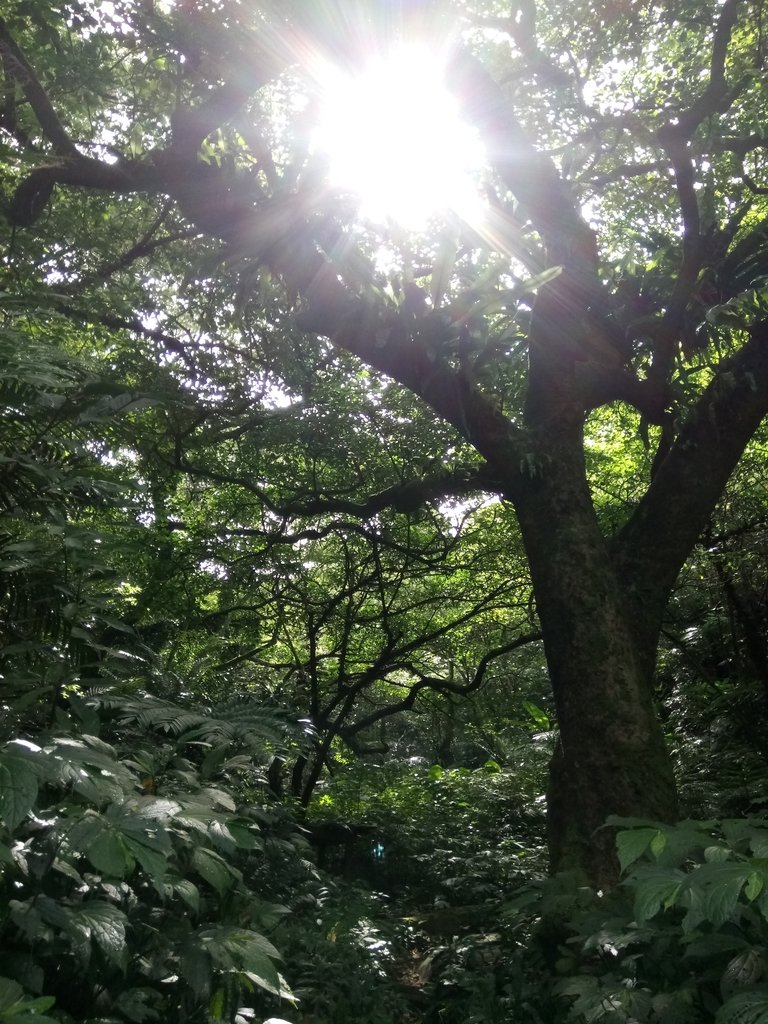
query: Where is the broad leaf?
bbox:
[73,902,127,966]
[616,827,659,873]
[192,848,235,895]
[716,989,768,1024]
[630,866,685,923]
[0,754,38,832]
[87,825,136,878]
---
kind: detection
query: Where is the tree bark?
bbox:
[510,421,677,887]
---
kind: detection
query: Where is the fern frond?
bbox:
[94,693,293,754]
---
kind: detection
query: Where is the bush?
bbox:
[503,817,768,1024]
[0,692,304,1024]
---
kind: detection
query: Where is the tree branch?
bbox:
[278,467,496,518]
[642,0,742,392]
[445,50,660,424]
[448,50,597,272]
[673,0,742,137]
[70,215,198,290]
[171,516,461,567]
[586,161,665,189]
[7,156,164,226]
[716,134,768,157]
[645,1,743,395]
[51,301,194,365]
[0,18,77,156]
[650,128,702,386]
[338,631,542,736]
[613,318,768,617]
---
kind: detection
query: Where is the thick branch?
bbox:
[648,0,742,392]
[448,50,597,273]
[649,130,702,387]
[71,217,197,290]
[444,51,661,425]
[673,0,741,137]
[587,161,664,188]
[643,0,741,382]
[466,5,571,88]
[0,18,77,156]
[7,157,161,226]
[278,467,496,518]
[271,238,529,490]
[716,134,768,157]
[613,319,768,614]
[171,517,460,566]
[170,61,281,157]
[743,173,768,196]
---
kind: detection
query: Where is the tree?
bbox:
[3,0,768,886]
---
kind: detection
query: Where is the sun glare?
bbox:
[313,47,484,230]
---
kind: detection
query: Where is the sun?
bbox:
[312,45,485,230]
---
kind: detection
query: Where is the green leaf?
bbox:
[173,878,201,914]
[192,848,234,895]
[746,872,765,902]
[227,822,261,851]
[522,701,550,730]
[706,845,733,863]
[682,883,708,933]
[0,754,38,832]
[113,988,161,1023]
[0,981,23,1014]
[74,902,127,965]
[242,969,293,1001]
[706,869,750,927]
[751,834,768,859]
[616,827,658,873]
[123,836,168,891]
[196,926,288,998]
[724,948,766,990]
[515,264,563,295]
[631,866,685,922]
[209,988,225,1021]
[87,825,136,878]
[208,820,237,854]
[716,989,768,1024]
[429,226,459,307]
[684,933,750,959]
[132,797,182,822]
[179,941,211,998]
[0,1012,58,1023]
[650,830,668,859]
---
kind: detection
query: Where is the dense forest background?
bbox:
[2,0,768,1021]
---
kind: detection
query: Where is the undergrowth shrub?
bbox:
[308,757,547,902]
[0,691,305,1024]
[502,817,768,1024]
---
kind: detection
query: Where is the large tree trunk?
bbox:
[511,423,677,887]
